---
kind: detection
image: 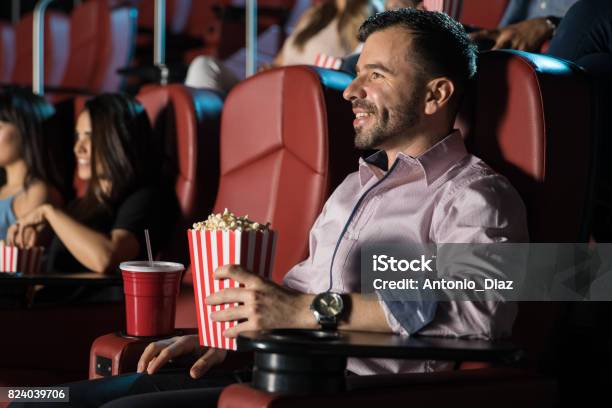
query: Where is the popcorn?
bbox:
[192,208,270,232]
[188,210,277,350]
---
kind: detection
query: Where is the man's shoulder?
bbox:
[440,155,520,205]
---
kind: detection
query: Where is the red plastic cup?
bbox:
[120,261,184,337]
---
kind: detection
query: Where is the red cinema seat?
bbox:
[57,0,103,93]
[89,66,359,378]
[137,0,192,35]
[58,0,136,94]
[458,0,510,30]
[91,3,138,93]
[136,84,224,264]
[44,1,136,103]
[218,50,595,408]
[11,11,70,87]
[424,0,509,30]
[0,23,15,84]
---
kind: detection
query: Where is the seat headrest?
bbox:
[217,66,357,282]
[457,50,594,242]
[12,12,70,87]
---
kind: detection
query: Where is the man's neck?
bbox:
[383,129,451,169]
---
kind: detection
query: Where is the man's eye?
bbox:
[371,72,383,79]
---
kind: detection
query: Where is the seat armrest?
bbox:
[89,329,252,379]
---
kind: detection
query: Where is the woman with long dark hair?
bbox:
[8,93,164,274]
[0,89,62,240]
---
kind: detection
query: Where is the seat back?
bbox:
[54,1,136,96]
[0,23,15,83]
[458,0,509,29]
[138,0,192,35]
[91,3,138,93]
[185,0,218,40]
[175,66,357,328]
[59,0,102,91]
[456,50,595,367]
[12,11,70,87]
[215,66,357,284]
[137,84,224,264]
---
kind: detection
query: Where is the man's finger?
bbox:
[189,349,223,379]
[146,339,186,374]
[215,265,257,286]
[137,341,166,373]
[137,337,179,373]
[223,320,255,338]
[206,287,252,306]
[211,305,249,322]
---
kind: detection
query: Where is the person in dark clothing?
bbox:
[7,93,168,275]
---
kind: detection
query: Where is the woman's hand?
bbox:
[137,335,228,379]
[7,204,50,248]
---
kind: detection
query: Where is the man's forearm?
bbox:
[293,293,393,333]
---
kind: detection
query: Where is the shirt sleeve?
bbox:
[377,293,438,336]
[418,173,529,340]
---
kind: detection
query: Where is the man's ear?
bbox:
[424,78,455,115]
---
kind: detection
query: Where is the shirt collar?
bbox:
[358,130,468,186]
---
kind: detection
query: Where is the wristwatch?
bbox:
[310,292,344,330]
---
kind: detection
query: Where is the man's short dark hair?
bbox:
[358,9,477,97]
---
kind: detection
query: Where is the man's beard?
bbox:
[353,90,422,151]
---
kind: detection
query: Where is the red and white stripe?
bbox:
[0,246,43,274]
[188,229,277,350]
[314,53,343,70]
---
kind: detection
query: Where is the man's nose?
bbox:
[343,77,366,101]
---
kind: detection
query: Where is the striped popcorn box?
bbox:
[314,53,343,70]
[187,229,277,350]
[0,245,44,275]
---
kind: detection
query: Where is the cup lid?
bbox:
[120,261,184,273]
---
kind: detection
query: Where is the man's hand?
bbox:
[137,335,227,379]
[206,265,315,338]
[470,17,554,52]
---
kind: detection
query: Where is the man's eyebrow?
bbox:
[361,63,395,75]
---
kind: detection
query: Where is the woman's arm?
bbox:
[42,204,140,274]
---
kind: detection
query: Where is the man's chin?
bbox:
[354,132,376,150]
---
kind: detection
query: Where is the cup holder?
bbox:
[265,328,341,342]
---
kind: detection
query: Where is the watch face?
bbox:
[314,292,343,317]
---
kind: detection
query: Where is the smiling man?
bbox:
[136,8,527,380]
[23,9,529,408]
